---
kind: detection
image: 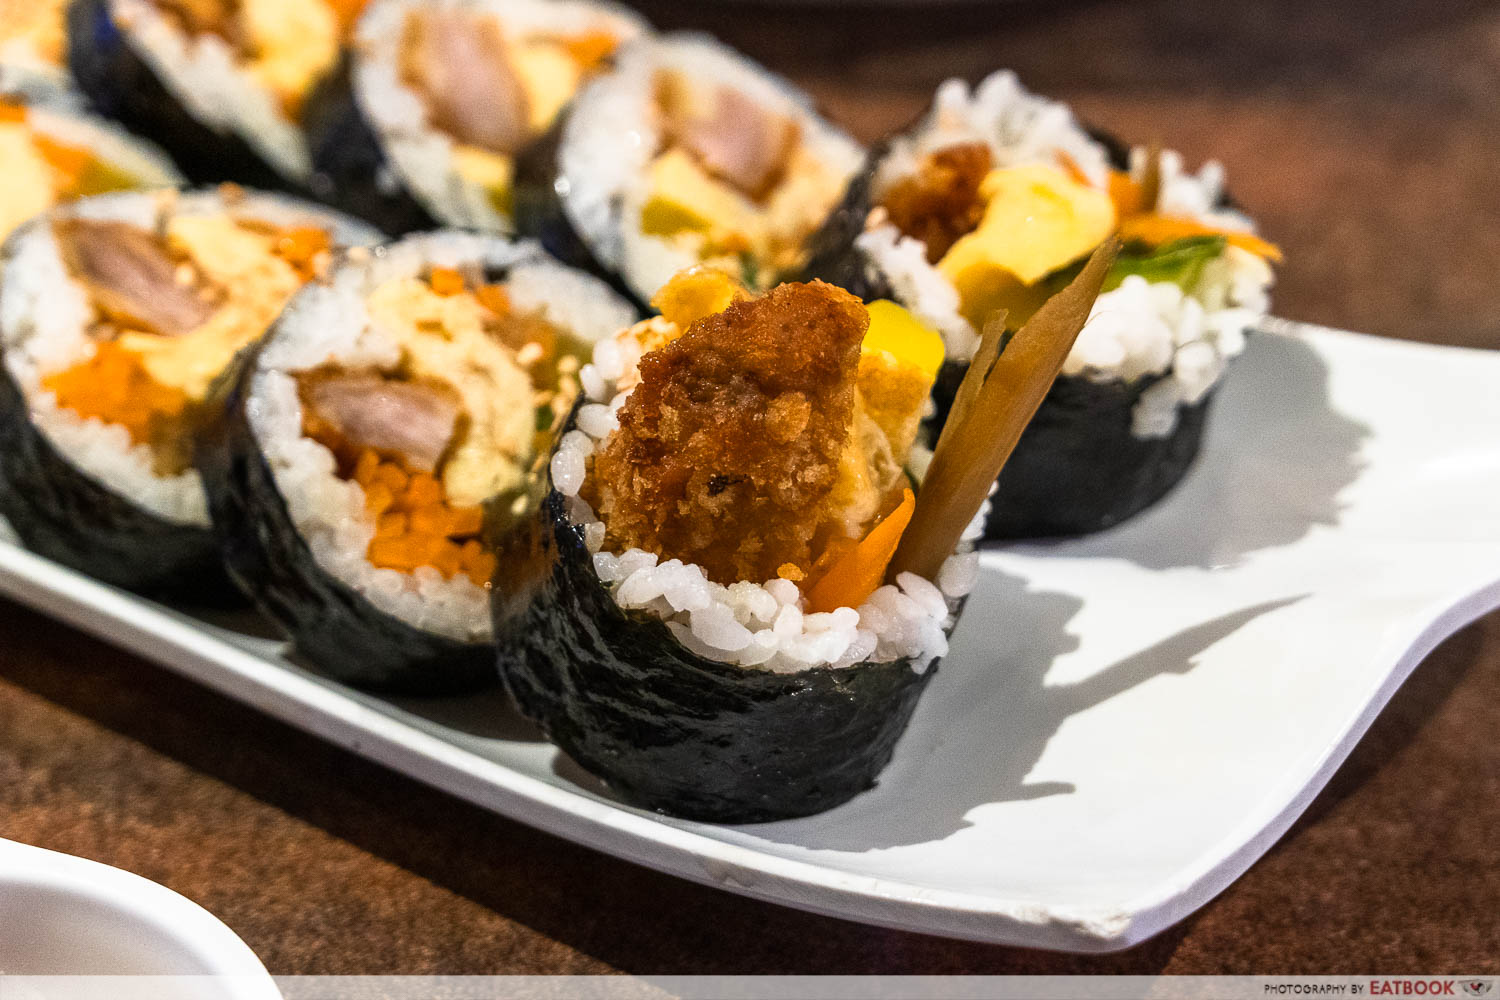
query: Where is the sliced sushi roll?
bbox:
[198,232,635,693]
[805,71,1280,539]
[494,250,1116,822]
[304,0,648,235]
[513,33,863,305]
[0,94,181,242]
[0,186,378,595]
[67,0,370,188]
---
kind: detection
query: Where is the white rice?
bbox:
[108,0,314,180]
[250,232,635,643]
[353,0,649,231]
[0,188,376,527]
[856,70,1275,438]
[559,33,865,302]
[0,54,73,104]
[549,328,983,675]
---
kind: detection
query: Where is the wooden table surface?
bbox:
[3,0,1498,976]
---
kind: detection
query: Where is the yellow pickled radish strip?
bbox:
[807,488,915,614]
[862,300,945,380]
[1119,213,1283,263]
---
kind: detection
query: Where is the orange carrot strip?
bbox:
[807,488,916,614]
[373,462,408,496]
[409,504,451,536]
[409,532,450,565]
[1119,213,1284,263]
[375,511,408,539]
[326,0,369,30]
[363,482,395,516]
[403,473,443,509]
[33,135,92,186]
[42,342,189,445]
[353,449,381,485]
[1108,170,1147,218]
[432,543,463,578]
[368,537,425,573]
[429,267,465,296]
[475,284,511,316]
[1057,151,1092,188]
[0,102,25,123]
[447,505,484,536]
[561,30,618,70]
[275,226,331,279]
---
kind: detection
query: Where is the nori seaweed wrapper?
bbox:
[493,431,951,824]
[798,137,894,303]
[301,55,439,236]
[511,120,645,311]
[802,122,1235,540]
[66,0,302,191]
[197,341,497,694]
[0,355,235,599]
[928,360,1211,539]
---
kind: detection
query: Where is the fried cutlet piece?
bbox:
[588,281,867,585]
[879,142,992,263]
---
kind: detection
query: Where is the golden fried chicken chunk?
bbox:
[588,281,867,585]
[879,142,992,263]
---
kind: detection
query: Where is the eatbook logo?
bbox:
[1461,983,1493,998]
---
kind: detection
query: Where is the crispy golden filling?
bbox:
[588,280,868,586]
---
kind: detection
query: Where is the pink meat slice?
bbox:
[300,371,462,473]
[400,8,531,156]
[668,84,801,200]
[53,220,217,337]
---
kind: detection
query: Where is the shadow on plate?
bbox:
[272,648,548,744]
[744,575,1303,851]
[1018,332,1371,572]
[382,686,548,744]
[183,599,547,743]
[180,603,287,643]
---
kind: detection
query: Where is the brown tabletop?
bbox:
[3,0,1498,976]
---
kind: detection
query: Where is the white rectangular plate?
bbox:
[2,321,1497,953]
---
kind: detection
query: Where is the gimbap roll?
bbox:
[514,33,862,305]
[0,95,180,242]
[304,0,648,235]
[197,232,635,693]
[495,246,1116,822]
[805,71,1280,538]
[67,0,369,187]
[0,186,378,594]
